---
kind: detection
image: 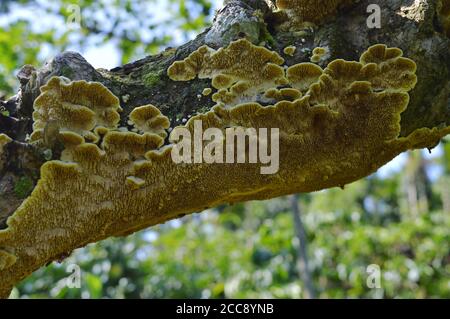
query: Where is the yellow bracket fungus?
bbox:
[30,77,122,146]
[0,134,12,172]
[310,47,330,64]
[0,134,12,155]
[202,88,213,96]
[283,45,296,56]
[0,134,12,150]
[276,0,356,28]
[438,0,450,36]
[1,40,449,297]
[287,62,324,92]
[128,104,170,138]
[168,39,288,106]
[264,88,302,101]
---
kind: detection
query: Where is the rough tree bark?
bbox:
[0,0,449,297]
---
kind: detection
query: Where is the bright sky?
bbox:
[377,148,443,181]
[77,40,121,69]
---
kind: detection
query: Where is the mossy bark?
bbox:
[0,0,449,251]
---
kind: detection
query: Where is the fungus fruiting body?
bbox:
[438,0,450,36]
[0,134,11,151]
[1,40,449,297]
[30,77,122,146]
[264,88,302,101]
[168,39,288,106]
[128,105,170,138]
[202,88,212,96]
[0,134,12,172]
[283,45,296,56]
[287,62,324,92]
[310,47,330,63]
[276,0,356,28]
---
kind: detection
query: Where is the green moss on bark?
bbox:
[14,177,34,199]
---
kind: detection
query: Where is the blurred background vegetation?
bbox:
[1,0,449,299]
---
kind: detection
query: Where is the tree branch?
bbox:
[0,0,449,297]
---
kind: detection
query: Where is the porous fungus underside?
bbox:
[1,39,450,297]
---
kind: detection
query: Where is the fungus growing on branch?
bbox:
[168,39,288,106]
[287,63,324,92]
[283,45,296,56]
[276,0,357,28]
[310,47,330,63]
[0,134,12,172]
[0,134,11,152]
[30,77,122,146]
[437,0,450,36]
[1,40,449,298]
[129,105,170,138]
[202,88,212,96]
[264,88,302,101]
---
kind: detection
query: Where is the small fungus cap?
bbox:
[129,104,170,138]
[0,134,12,172]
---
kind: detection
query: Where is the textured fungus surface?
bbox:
[0,134,12,172]
[438,0,450,36]
[0,135,10,151]
[283,45,296,56]
[30,77,122,146]
[287,63,324,92]
[1,40,450,297]
[310,47,330,64]
[276,0,357,28]
[128,105,170,138]
[168,39,288,106]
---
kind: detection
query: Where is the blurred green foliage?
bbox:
[1,0,449,299]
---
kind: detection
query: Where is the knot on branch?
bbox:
[17,52,100,121]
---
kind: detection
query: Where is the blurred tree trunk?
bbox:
[442,183,450,213]
[290,194,316,299]
[440,140,450,213]
[400,151,432,218]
